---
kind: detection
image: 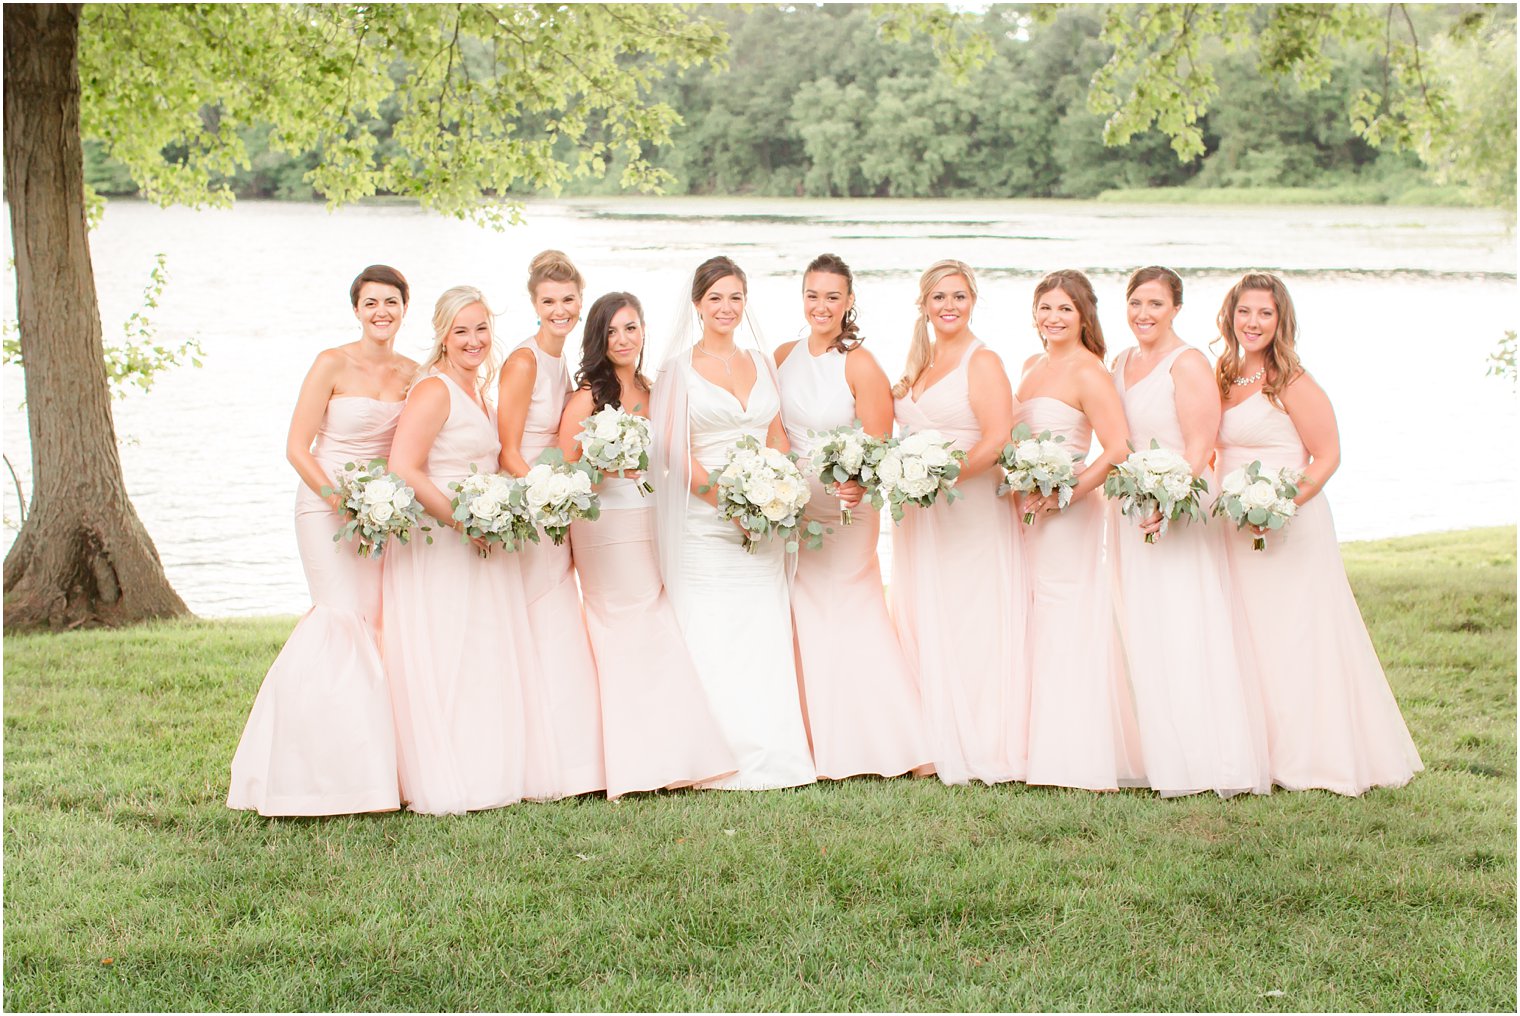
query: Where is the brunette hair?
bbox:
[576,292,651,413]
[1214,272,1304,411]
[804,253,863,353]
[690,255,747,302]
[1126,265,1184,306]
[527,249,584,299]
[415,285,498,396]
[892,259,978,399]
[1032,269,1105,359]
[350,264,409,307]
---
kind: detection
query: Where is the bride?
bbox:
[650,256,816,791]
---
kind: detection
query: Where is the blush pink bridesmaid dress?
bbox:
[569,467,738,799]
[382,373,553,815]
[228,398,403,816]
[1217,392,1422,795]
[1111,345,1270,798]
[1018,397,1146,791]
[511,337,607,798]
[777,343,930,780]
[891,340,1032,786]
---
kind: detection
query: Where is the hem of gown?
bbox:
[1154,784,1272,799]
[607,766,740,801]
[1026,774,1148,793]
[816,759,932,781]
[228,790,400,818]
[698,772,818,792]
[403,794,526,816]
[1272,766,1422,798]
[555,766,609,798]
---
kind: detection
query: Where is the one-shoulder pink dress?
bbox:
[382,374,552,814]
[511,338,607,798]
[778,344,930,780]
[1217,391,1422,795]
[228,398,403,816]
[1111,345,1270,797]
[1018,396,1146,791]
[892,340,1031,786]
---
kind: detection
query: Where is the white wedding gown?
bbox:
[666,351,817,790]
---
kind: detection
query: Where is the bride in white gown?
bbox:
[651,256,817,791]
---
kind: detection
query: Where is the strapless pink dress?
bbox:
[228,397,403,816]
[892,340,1031,786]
[1018,396,1145,791]
[1217,392,1422,795]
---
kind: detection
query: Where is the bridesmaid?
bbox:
[229,265,415,816]
[775,254,930,781]
[557,292,738,799]
[890,259,1031,786]
[383,285,549,814]
[1214,272,1422,794]
[498,250,606,798]
[1014,270,1146,791]
[1109,265,1270,797]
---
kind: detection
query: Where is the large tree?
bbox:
[2,3,723,629]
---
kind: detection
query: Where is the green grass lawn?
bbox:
[4,528,1514,1012]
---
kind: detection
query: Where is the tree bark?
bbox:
[3,4,189,629]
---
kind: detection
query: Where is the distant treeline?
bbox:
[84,3,1480,205]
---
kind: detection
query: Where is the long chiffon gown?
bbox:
[776,344,930,780]
[569,467,738,799]
[891,340,1032,786]
[665,351,817,790]
[228,398,403,816]
[382,374,550,814]
[511,338,607,798]
[1110,345,1270,797]
[1217,392,1422,795]
[1018,397,1146,791]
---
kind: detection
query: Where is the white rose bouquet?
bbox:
[321,457,430,558]
[700,434,823,553]
[448,465,538,556]
[996,423,1082,524]
[1213,460,1302,551]
[522,451,602,546]
[574,405,654,496]
[810,422,886,526]
[1102,439,1208,544]
[870,429,966,523]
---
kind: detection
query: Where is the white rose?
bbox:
[391,490,414,512]
[922,444,951,469]
[773,476,800,507]
[1243,480,1278,511]
[523,481,551,510]
[1014,441,1041,467]
[1162,475,1192,502]
[906,476,936,498]
[1280,500,1298,517]
[1221,469,1249,497]
[547,473,575,504]
[486,475,515,502]
[899,432,931,454]
[471,496,501,521]
[362,478,398,504]
[839,445,865,473]
[761,499,790,522]
[902,457,929,481]
[368,501,395,524]
[877,454,903,484]
[745,476,777,505]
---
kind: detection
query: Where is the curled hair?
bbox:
[691,255,747,302]
[892,259,978,399]
[1126,265,1184,306]
[350,264,409,307]
[804,253,862,353]
[415,285,498,396]
[1032,269,1105,360]
[1214,272,1303,411]
[527,249,584,299]
[576,292,652,413]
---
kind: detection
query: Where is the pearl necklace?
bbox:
[1232,364,1267,387]
[695,342,741,374]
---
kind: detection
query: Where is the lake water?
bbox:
[2,197,1514,617]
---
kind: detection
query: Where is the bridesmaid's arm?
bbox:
[1171,348,1223,476]
[766,413,791,454]
[556,388,595,463]
[962,347,1016,480]
[1280,372,1340,505]
[496,348,537,477]
[286,349,345,511]
[845,346,894,439]
[1071,361,1132,502]
[388,378,463,529]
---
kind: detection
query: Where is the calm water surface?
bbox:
[2,197,1514,616]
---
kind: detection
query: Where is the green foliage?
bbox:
[3,527,1515,1011]
[1488,331,1516,385]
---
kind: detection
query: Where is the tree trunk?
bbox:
[3,4,189,629]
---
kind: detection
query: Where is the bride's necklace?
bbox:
[1232,363,1267,387]
[695,341,741,374]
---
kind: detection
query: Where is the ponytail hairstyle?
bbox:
[1032,269,1105,360]
[892,259,978,399]
[576,292,651,413]
[527,249,585,299]
[415,285,498,396]
[1125,264,1184,306]
[350,264,409,307]
[803,252,863,353]
[1213,272,1303,411]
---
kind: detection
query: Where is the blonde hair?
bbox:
[1213,272,1303,411]
[892,259,978,399]
[416,285,499,396]
[527,249,584,299]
